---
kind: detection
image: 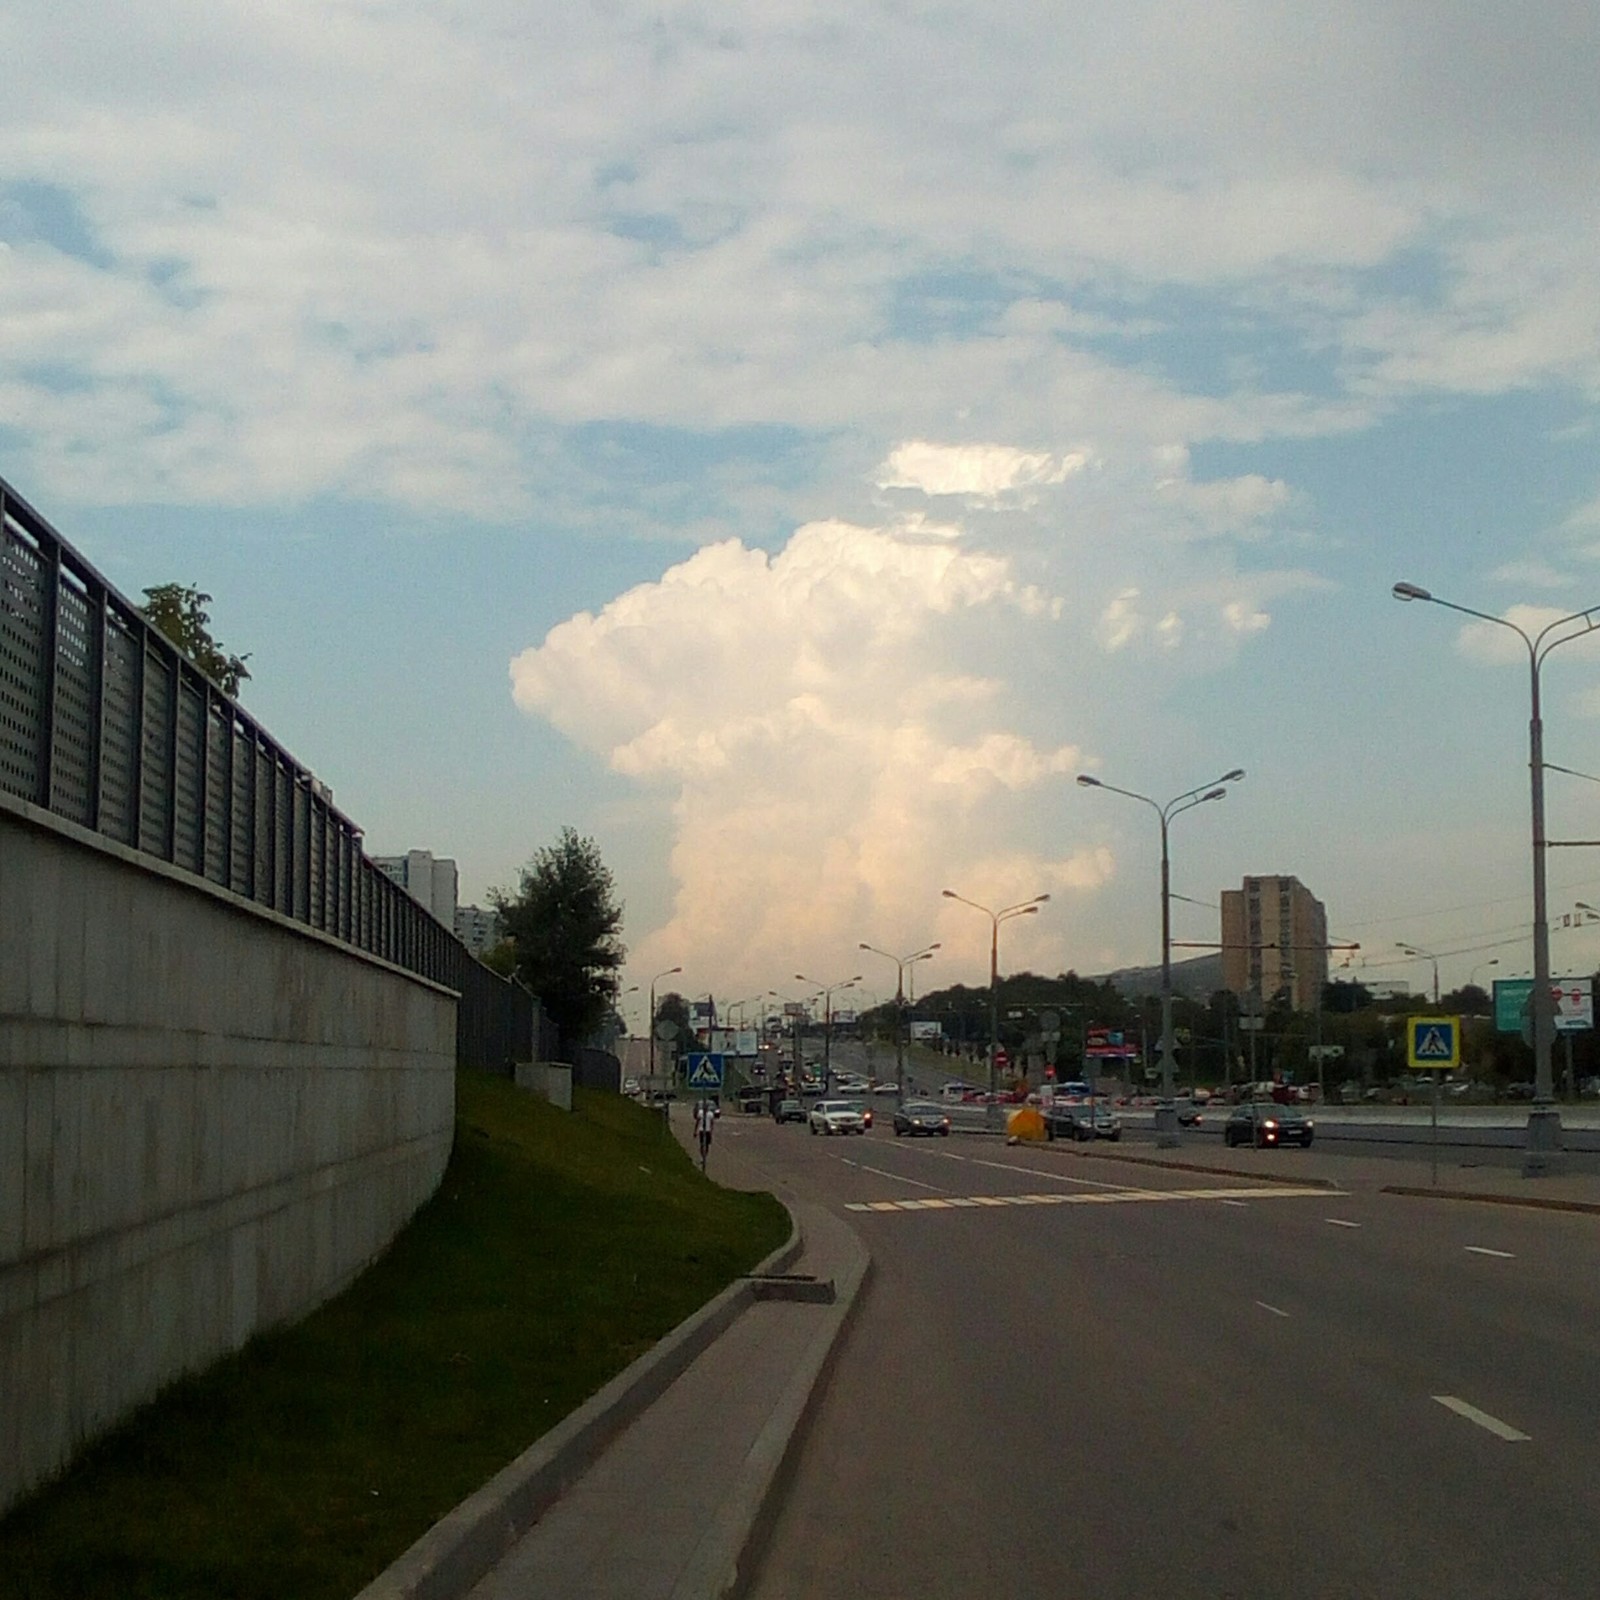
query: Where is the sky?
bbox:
[5,0,1600,1022]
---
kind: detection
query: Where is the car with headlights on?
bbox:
[893,1100,952,1137]
[809,1100,868,1136]
[1224,1101,1315,1148]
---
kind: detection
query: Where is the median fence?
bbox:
[0,473,533,1071]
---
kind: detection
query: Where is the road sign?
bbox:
[685,1052,725,1090]
[1406,1016,1460,1070]
[1494,977,1593,1035]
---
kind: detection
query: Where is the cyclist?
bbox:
[693,1096,718,1169]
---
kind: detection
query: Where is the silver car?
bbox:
[808,1099,868,1136]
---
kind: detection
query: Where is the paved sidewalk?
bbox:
[356,1108,869,1600]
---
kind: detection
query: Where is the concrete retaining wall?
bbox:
[0,797,458,1513]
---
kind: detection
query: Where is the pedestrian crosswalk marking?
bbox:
[845,1186,1329,1215]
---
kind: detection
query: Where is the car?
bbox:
[1175,1100,1203,1127]
[773,1098,806,1124]
[809,1100,868,1135]
[1224,1101,1315,1148]
[893,1101,951,1137]
[843,1099,874,1130]
[737,1086,770,1113]
[1043,1102,1121,1142]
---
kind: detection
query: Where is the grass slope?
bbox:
[1,1072,788,1600]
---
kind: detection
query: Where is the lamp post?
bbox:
[648,965,682,1097]
[1397,943,1441,1005]
[794,974,862,1089]
[1471,959,1500,1006]
[1077,767,1244,1146]
[859,942,940,1102]
[941,890,1049,1127]
[1393,581,1600,1173]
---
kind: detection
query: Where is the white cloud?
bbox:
[878,441,1091,502]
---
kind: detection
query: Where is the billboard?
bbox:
[1493,977,1593,1035]
[1084,1025,1140,1060]
[909,1020,944,1042]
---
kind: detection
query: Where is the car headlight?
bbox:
[1263,1119,1278,1129]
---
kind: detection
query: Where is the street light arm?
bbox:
[1076,775,1161,817]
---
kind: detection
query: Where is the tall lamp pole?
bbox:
[1077,768,1244,1147]
[648,965,682,1096]
[1393,581,1600,1174]
[859,942,940,1102]
[941,890,1050,1128]
[794,974,862,1088]
[1397,943,1441,1005]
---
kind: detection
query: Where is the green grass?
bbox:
[0,1072,789,1600]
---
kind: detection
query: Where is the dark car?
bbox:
[893,1101,951,1137]
[1224,1101,1315,1148]
[1175,1100,1203,1127]
[1043,1102,1122,1142]
[738,1086,770,1113]
[773,1098,806,1124]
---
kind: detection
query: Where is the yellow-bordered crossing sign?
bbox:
[1406,1016,1460,1070]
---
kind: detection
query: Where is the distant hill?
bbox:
[1099,951,1222,1001]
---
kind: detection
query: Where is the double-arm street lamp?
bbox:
[941,890,1050,1126]
[1077,768,1244,1146]
[1397,943,1442,1005]
[858,942,940,1101]
[648,965,682,1094]
[794,973,862,1087]
[1394,581,1600,1174]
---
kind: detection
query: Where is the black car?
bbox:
[893,1101,951,1137]
[773,1098,806,1124]
[1223,1101,1315,1148]
[1043,1102,1122,1142]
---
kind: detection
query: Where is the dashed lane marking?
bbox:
[1255,1301,1290,1318]
[844,1186,1329,1215]
[1465,1245,1515,1259]
[1433,1396,1530,1441]
[1326,1218,1362,1229]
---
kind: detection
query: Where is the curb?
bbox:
[1047,1144,1343,1190]
[675,1210,873,1599]
[353,1214,806,1600]
[1380,1185,1600,1216]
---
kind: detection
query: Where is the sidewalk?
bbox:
[355,1110,870,1600]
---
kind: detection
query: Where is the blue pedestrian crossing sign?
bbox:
[685,1052,726,1090]
[1406,1016,1460,1070]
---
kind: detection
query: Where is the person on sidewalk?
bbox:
[693,1096,718,1169]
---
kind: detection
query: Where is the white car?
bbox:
[808,1100,868,1136]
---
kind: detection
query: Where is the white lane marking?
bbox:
[1433,1396,1530,1441]
[1219,1199,1249,1208]
[1326,1218,1362,1229]
[963,1156,1162,1195]
[1255,1301,1290,1318]
[1465,1246,1515,1259]
[843,1188,1326,1215]
[855,1164,947,1192]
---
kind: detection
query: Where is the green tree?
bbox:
[140,583,252,695]
[491,829,626,1056]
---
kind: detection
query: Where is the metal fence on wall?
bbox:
[0,474,534,1073]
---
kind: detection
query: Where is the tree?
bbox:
[491,829,625,1057]
[140,583,252,695]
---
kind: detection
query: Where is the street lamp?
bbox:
[648,965,682,1097]
[1397,943,1441,1005]
[794,973,862,1087]
[859,942,940,1101]
[1471,958,1501,1001]
[1393,581,1600,1173]
[1077,767,1244,1146]
[941,890,1050,1127]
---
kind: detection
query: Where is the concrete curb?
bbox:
[1381,1185,1600,1216]
[1046,1144,1344,1190]
[352,1216,806,1600]
[673,1210,873,1600]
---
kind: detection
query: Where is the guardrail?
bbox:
[0,474,533,1070]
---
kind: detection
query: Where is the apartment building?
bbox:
[371,848,459,929]
[1220,874,1329,1011]
[454,904,504,958]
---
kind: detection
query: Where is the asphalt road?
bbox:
[713,1112,1600,1599]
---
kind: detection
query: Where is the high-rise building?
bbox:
[1220,875,1328,1011]
[454,904,503,958]
[371,848,458,929]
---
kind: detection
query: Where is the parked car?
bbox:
[1224,1101,1315,1148]
[893,1101,952,1137]
[809,1100,868,1136]
[1044,1102,1122,1142]
[773,1098,806,1124]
